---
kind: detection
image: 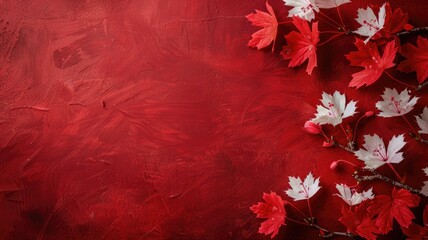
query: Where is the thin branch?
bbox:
[408,132,428,144]
[334,141,355,154]
[353,169,422,195]
[396,27,428,36]
[416,81,428,91]
[303,218,356,239]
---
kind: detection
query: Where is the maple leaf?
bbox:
[345,39,397,88]
[416,107,428,134]
[421,180,428,197]
[281,17,320,75]
[312,91,357,126]
[246,2,278,51]
[370,188,420,234]
[376,88,419,118]
[379,3,412,38]
[314,0,350,9]
[334,184,374,206]
[285,172,321,201]
[353,3,386,43]
[339,200,379,240]
[354,133,406,169]
[402,205,428,240]
[284,0,319,21]
[250,192,287,238]
[397,36,428,84]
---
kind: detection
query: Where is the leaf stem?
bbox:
[335,159,360,168]
[384,71,417,90]
[340,123,354,151]
[306,198,314,219]
[320,130,331,142]
[287,201,309,219]
[317,32,346,47]
[317,11,342,29]
[402,115,421,141]
[352,113,366,143]
[316,15,342,30]
[387,163,403,182]
[287,217,310,226]
[336,6,345,30]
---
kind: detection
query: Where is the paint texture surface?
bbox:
[0,0,427,239]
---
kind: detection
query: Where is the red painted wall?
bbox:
[0,0,427,239]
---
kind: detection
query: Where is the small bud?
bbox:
[322,141,334,147]
[330,161,338,170]
[365,111,374,117]
[303,121,322,134]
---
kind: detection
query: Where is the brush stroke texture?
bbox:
[0,0,427,239]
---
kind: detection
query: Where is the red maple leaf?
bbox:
[369,188,420,234]
[339,200,379,240]
[345,38,397,88]
[397,36,428,84]
[374,3,413,40]
[250,192,287,239]
[402,205,428,240]
[281,17,319,75]
[246,2,278,51]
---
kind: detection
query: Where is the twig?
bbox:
[303,218,356,239]
[416,81,428,91]
[396,27,428,36]
[334,141,355,154]
[353,169,422,195]
[408,132,428,144]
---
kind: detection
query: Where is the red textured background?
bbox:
[0,0,427,239]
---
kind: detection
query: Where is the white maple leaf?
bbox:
[421,181,428,197]
[284,0,320,21]
[312,91,358,126]
[423,167,428,177]
[353,3,386,44]
[315,0,351,9]
[285,172,321,201]
[376,88,419,118]
[355,134,406,169]
[334,184,374,206]
[416,107,428,134]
